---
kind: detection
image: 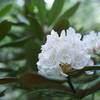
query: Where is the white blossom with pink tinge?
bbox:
[37,27,94,80]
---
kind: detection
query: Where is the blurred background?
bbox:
[0,0,100,100]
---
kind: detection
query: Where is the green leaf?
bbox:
[48,0,64,26]
[0,52,25,62]
[73,75,99,84]
[35,0,47,25]
[0,89,6,97]
[24,39,41,71]
[0,4,12,17]
[25,0,47,25]
[0,36,31,48]
[60,2,80,19]
[20,89,71,100]
[0,68,14,72]
[0,20,11,40]
[29,16,44,41]
[25,0,35,13]
[50,2,80,30]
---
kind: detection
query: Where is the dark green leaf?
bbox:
[0,51,25,62]
[20,89,71,100]
[10,52,25,61]
[48,0,64,26]
[60,2,80,19]
[0,68,14,72]
[29,16,44,41]
[73,75,99,84]
[0,89,6,97]
[24,39,41,71]
[35,0,47,25]
[7,33,19,40]
[25,0,35,13]
[0,36,31,48]
[0,4,12,17]
[0,20,11,40]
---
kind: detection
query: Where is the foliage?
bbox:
[0,0,100,100]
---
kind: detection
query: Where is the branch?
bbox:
[81,65,100,71]
[0,73,99,99]
[76,81,100,98]
[0,77,17,84]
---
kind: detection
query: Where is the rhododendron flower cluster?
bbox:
[83,31,100,54]
[37,27,100,80]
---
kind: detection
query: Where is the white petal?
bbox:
[37,27,94,80]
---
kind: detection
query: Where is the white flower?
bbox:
[83,31,100,54]
[37,27,93,80]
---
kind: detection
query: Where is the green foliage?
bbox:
[35,0,47,25]
[0,4,12,17]
[60,2,80,20]
[28,16,44,41]
[47,0,64,26]
[0,0,100,100]
[0,20,11,40]
[0,36,31,48]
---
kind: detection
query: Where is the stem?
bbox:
[67,76,76,93]
[92,70,96,100]
[92,93,95,100]
[81,65,100,71]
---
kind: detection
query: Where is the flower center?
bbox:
[59,63,77,76]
